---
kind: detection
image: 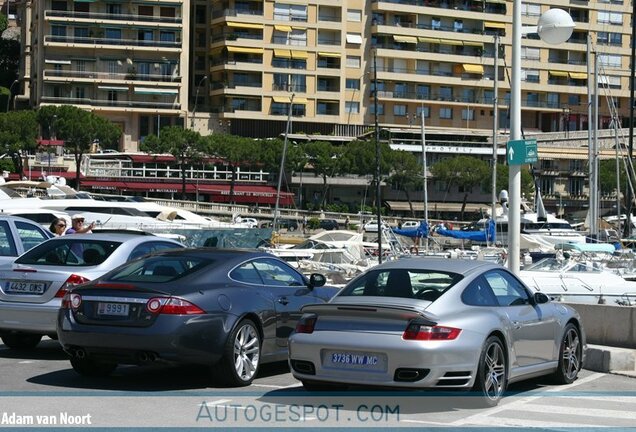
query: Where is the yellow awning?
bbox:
[439,38,463,46]
[291,50,308,59]
[463,64,484,74]
[227,46,263,54]
[485,0,506,3]
[273,49,292,58]
[292,97,308,104]
[274,24,292,32]
[393,35,418,43]
[226,21,263,29]
[463,41,484,47]
[484,21,506,29]
[569,72,587,79]
[272,96,291,103]
[549,70,569,77]
[418,37,439,44]
[318,51,340,58]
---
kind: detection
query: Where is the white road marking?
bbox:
[202,399,233,407]
[516,402,636,420]
[18,360,35,364]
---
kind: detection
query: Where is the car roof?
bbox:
[0,214,46,224]
[375,257,500,275]
[144,247,272,260]
[50,233,182,245]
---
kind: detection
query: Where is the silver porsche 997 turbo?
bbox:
[288,258,586,406]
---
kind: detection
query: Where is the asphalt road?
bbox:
[1,338,635,429]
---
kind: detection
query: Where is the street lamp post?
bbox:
[508,6,574,274]
[5,80,19,112]
[373,49,383,263]
[190,76,208,129]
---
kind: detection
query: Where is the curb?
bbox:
[584,344,636,374]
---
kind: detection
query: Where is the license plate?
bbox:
[324,350,387,372]
[97,302,129,316]
[4,281,46,295]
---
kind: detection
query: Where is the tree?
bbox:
[304,141,345,209]
[599,158,628,197]
[141,126,205,200]
[0,39,19,89]
[37,106,120,190]
[0,110,39,177]
[431,156,490,220]
[205,133,258,204]
[387,150,422,218]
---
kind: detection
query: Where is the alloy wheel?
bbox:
[232,323,260,381]
[483,341,506,402]
[561,327,580,381]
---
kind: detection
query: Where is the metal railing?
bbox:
[45,35,181,48]
[46,10,182,24]
[42,69,181,83]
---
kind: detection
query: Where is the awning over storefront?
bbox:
[37,139,65,147]
[81,181,294,205]
[462,64,484,74]
[385,201,487,213]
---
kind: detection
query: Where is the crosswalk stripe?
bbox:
[517,403,636,420]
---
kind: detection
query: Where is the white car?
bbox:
[401,221,420,229]
[242,217,259,228]
[363,220,390,232]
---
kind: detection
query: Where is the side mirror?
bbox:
[533,292,550,304]
[308,273,326,288]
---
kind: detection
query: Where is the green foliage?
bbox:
[599,159,627,195]
[307,217,321,230]
[325,203,349,213]
[37,106,121,188]
[0,110,39,175]
[0,158,15,173]
[0,39,20,89]
[490,163,535,198]
[0,14,8,33]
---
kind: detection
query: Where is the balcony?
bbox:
[41,96,180,110]
[46,10,182,24]
[42,69,181,83]
[45,35,181,49]
[212,8,264,19]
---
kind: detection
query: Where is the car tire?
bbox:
[301,380,347,392]
[70,357,118,377]
[552,323,582,385]
[473,335,507,407]
[288,225,296,232]
[213,319,261,387]
[1,333,42,350]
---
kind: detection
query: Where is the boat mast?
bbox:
[491,35,499,248]
[421,105,428,250]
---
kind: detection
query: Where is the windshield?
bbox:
[340,268,463,300]
[107,255,213,284]
[16,239,122,266]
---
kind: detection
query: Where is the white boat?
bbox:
[471,190,586,247]
[520,254,636,305]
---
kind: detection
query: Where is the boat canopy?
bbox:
[557,243,617,254]
[436,219,496,243]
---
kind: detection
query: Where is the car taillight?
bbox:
[295,315,317,334]
[55,274,90,298]
[402,323,461,341]
[61,292,82,310]
[145,297,205,315]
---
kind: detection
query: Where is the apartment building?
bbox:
[19,0,190,152]
[12,0,635,216]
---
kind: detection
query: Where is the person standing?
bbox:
[49,218,67,236]
[66,214,95,234]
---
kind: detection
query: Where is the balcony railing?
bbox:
[45,35,181,48]
[211,8,264,19]
[46,10,182,24]
[42,69,181,83]
[41,96,180,110]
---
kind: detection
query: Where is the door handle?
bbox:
[513,321,522,329]
[277,297,289,305]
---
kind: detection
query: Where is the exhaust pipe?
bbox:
[138,352,157,363]
[75,349,86,359]
[138,352,148,362]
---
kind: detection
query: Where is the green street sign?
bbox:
[507,138,538,165]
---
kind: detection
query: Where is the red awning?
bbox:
[37,139,65,147]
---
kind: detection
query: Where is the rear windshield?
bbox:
[340,268,463,301]
[107,255,212,283]
[16,239,121,266]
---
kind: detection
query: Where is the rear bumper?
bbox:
[0,299,61,335]
[57,310,236,366]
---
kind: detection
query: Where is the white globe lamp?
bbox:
[537,9,575,45]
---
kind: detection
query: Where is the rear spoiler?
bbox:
[300,303,437,324]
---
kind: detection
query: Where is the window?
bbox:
[16,222,48,253]
[454,19,463,32]
[598,54,622,68]
[393,104,407,116]
[521,68,539,83]
[569,178,583,195]
[289,29,307,46]
[107,90,117,105]
[540,178,554,195]
[568,94,580,106]
[439,107,452,119]
[484,271,531,306]
[439,86,452,100]
[274,3,307,22]
[345,79,360,90]
[340,269,460,300]
[394,83,407,98]
[431,17,441,30]
[107,4,122,15]
[569,160,584,172]
[416,85,430,99]
[74,1,89,13]
[521,47,540,60]
[346,56,361,68]
[461,108,474,121]
[251,258,306,286]
[462,277,498,306]
[74,27,89,39]
[347,9,362,22]
[138,5,154,16]
[105,28,121,40]
[598,75,621,89]
[597,11,623,25]
[521,3,541,16]
[370,103,384,115]
[52,1,67,11]
[547,92,559,108]
[345,101,360,114]
[160,31,176,43]
[51,25,66,37]
[160,7,176,18]
[138,30,154,41]
[416,106,430,118]
[74,87,85,100]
